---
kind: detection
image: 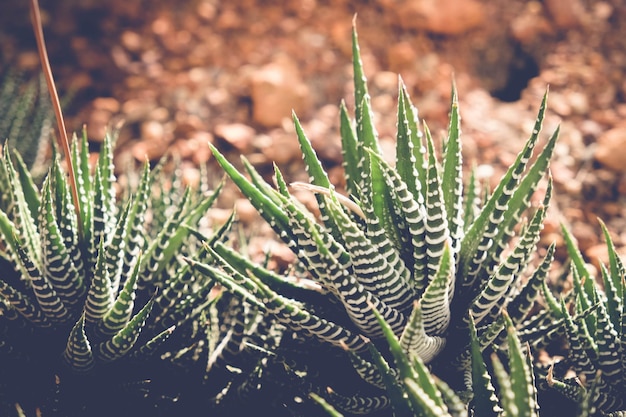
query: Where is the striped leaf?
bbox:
[105,200,131,295]
[366,149,427,297]
[507,242,556,325]
[0,276,49,327]
[84,241,114,332]
[370,299,448,413]
[322,190,414,312]
[2,146,41,267]
[421,243,454,337]
[598,219,624,332]
[400,300,446,364]
[469,315,500,417]
[96,295,155,362]
[63,313,95,372]
[395,77,426,205]
[71,129,92,239]
[441,81,464,256]
[96,252,142,338]
[38,176,84,309]
[186,257,367,352]
[423,123,452,289]
[459,90,551,285]
[471,192,550,325]
[16,243,68,324]
[339,100,360,200]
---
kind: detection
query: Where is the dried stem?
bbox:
[29,0,82,233]
[290,181,365,219]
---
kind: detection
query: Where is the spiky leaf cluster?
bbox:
[342,306,540,417]
[533,220,626,416]
[0,70,53,174]
[0,128,234,416]
[189,22,560,416]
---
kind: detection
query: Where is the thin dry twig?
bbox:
[290,181,365,219]
[29,0,82,233]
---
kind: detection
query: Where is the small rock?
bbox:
[510,2,553,45]
[216,7,242,30]
[120,30,143,52]
[141,120,166,142]
[171,131,213,164]
[131,121,170,161]
[394,0,485,35]
[259,132,302,165]
[544,0,588,30]
[93,97,121,114]
[549,91,590,118]
[149,107,170,123]
[180,165,201,188]
[585,242,626,273]
[132,139,167,161]
[86,110,110,142]
[595,127,626,172]
[573,222,599,254]
[614,175,626,198]
[86,98,120,141]
[567,91,590,115]
[122,98,158,123]
[372,71,399,94]
[214,123,256,152]
[17,52,40,71]
[207,207,235,227]
[266,241,296,271]
[250,56,310,128]
[197,1,217,21]
[387,42,418,73]
[308,120,342,163]
[234,198,260,224]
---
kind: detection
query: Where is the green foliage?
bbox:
[6,16,626,417]
[536,220,626,416]
[0,70,53,174]
[0,126,231,415]
[190,22,560,416]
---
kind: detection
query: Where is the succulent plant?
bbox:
[188,22,561,416]
[5,5,623,416]
[534,221,626,416]
[0,128,231,416]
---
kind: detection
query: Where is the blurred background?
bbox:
[1,0,626,269]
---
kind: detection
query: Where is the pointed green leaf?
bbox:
[97,252,142,337]
[396,77,426,202]
[64,314,95,372]
[421,243,453,336]
[441,81,464,255]
[339,100,360,199]
[365,341,414,417]
[84,240,114,331]
[12,150,40,219]
[310,392,346,417]
[460,90,551,283]
[97,296,155,362]
[400,300,446,364]
[39,176,84,308]
[503,312,539,417]
[469,315,500,417]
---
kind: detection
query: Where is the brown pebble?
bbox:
[595,127,626,172]
[214,123,256,152]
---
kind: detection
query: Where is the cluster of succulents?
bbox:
[1,14,626,417]
[0,129,220,415]
[188,23,560,416]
